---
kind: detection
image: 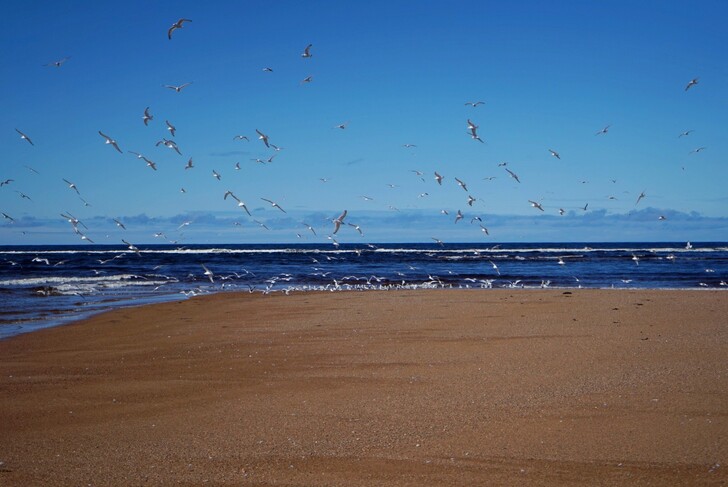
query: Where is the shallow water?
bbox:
[1,242,726,338]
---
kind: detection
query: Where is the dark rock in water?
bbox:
[33,286,63,297]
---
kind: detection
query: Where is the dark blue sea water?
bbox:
[1,242,726,339]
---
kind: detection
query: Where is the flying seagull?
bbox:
[201,264,214,283]
[99,131,122,153]
[678,130,693,138]
[142,107,153,126]
[529,200,545,211]
[505,168,520,183]
[225,192,251,216]
[548,148,561,159]
[168,18,192,40]
[233,135,249,141]
[332,210,347,234]
[684,77,699,91]
[156,138,182,155]
[454,177,468,191]
[164,82,193,92]
[464,101,485,107]
[256,129,270,148]
[595,125,611,135]
[434,171,444,185]
[165,120,176,137]
[261,197,286,213]
[15,128,34,146]
[301,43,313,58]
[44,56,71,67]
[635,191,646,205]
[62,178,80,195]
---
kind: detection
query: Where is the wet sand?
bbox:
[1,289,726,485]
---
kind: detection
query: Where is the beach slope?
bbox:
[1,290,726,485]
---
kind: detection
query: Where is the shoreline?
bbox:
[1,289,726,485]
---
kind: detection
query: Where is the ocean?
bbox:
[1,242,726,339]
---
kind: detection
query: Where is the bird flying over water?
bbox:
[505,168,520,183]
[529,200,545,211]
[168,18,192,40]
[44,56,71,67]
[62,178,80,195]
[15,129,34,146]
[99,131,122,153]
[164,82,193,92]
[256,129,270,148]
[165,120,176,137]
[333,210,347,234]
[261,197,286,213]
[142,107,153,126]
[156,138,182,155]
[635,191,646,205]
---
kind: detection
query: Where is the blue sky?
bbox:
[1,1,727,244]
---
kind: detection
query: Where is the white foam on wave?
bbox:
[0,274,169,288]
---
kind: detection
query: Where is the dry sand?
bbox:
[1,289,726,486]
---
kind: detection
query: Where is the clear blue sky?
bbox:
[2,0,727,244]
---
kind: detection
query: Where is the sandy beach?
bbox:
[1,289,726,485]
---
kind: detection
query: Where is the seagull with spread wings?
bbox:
[142,107,153,126]
[99,131,122,153]
[168,18,192,40]
[164,82,193,92]
[15,129,34,146]
[261,198,286,213]
[332,210,347,234]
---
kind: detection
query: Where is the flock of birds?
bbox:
[2,18,711,263]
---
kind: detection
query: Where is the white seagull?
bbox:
[62,178,80,195]
[156,138,182,155]
[164,82,193,92]
[165,120,176,137]
[99,131,122,153]
[201,264,214,283]
[44,56,71,67]
[256,129,270,148]
[332,210,347,234]
[529,200,545,211]
[15,128,34,146]
[261,198,286,213]
[142,107,153,126]
[168,18,192,40]
[434,171,444,185]
[301,43,313,58]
